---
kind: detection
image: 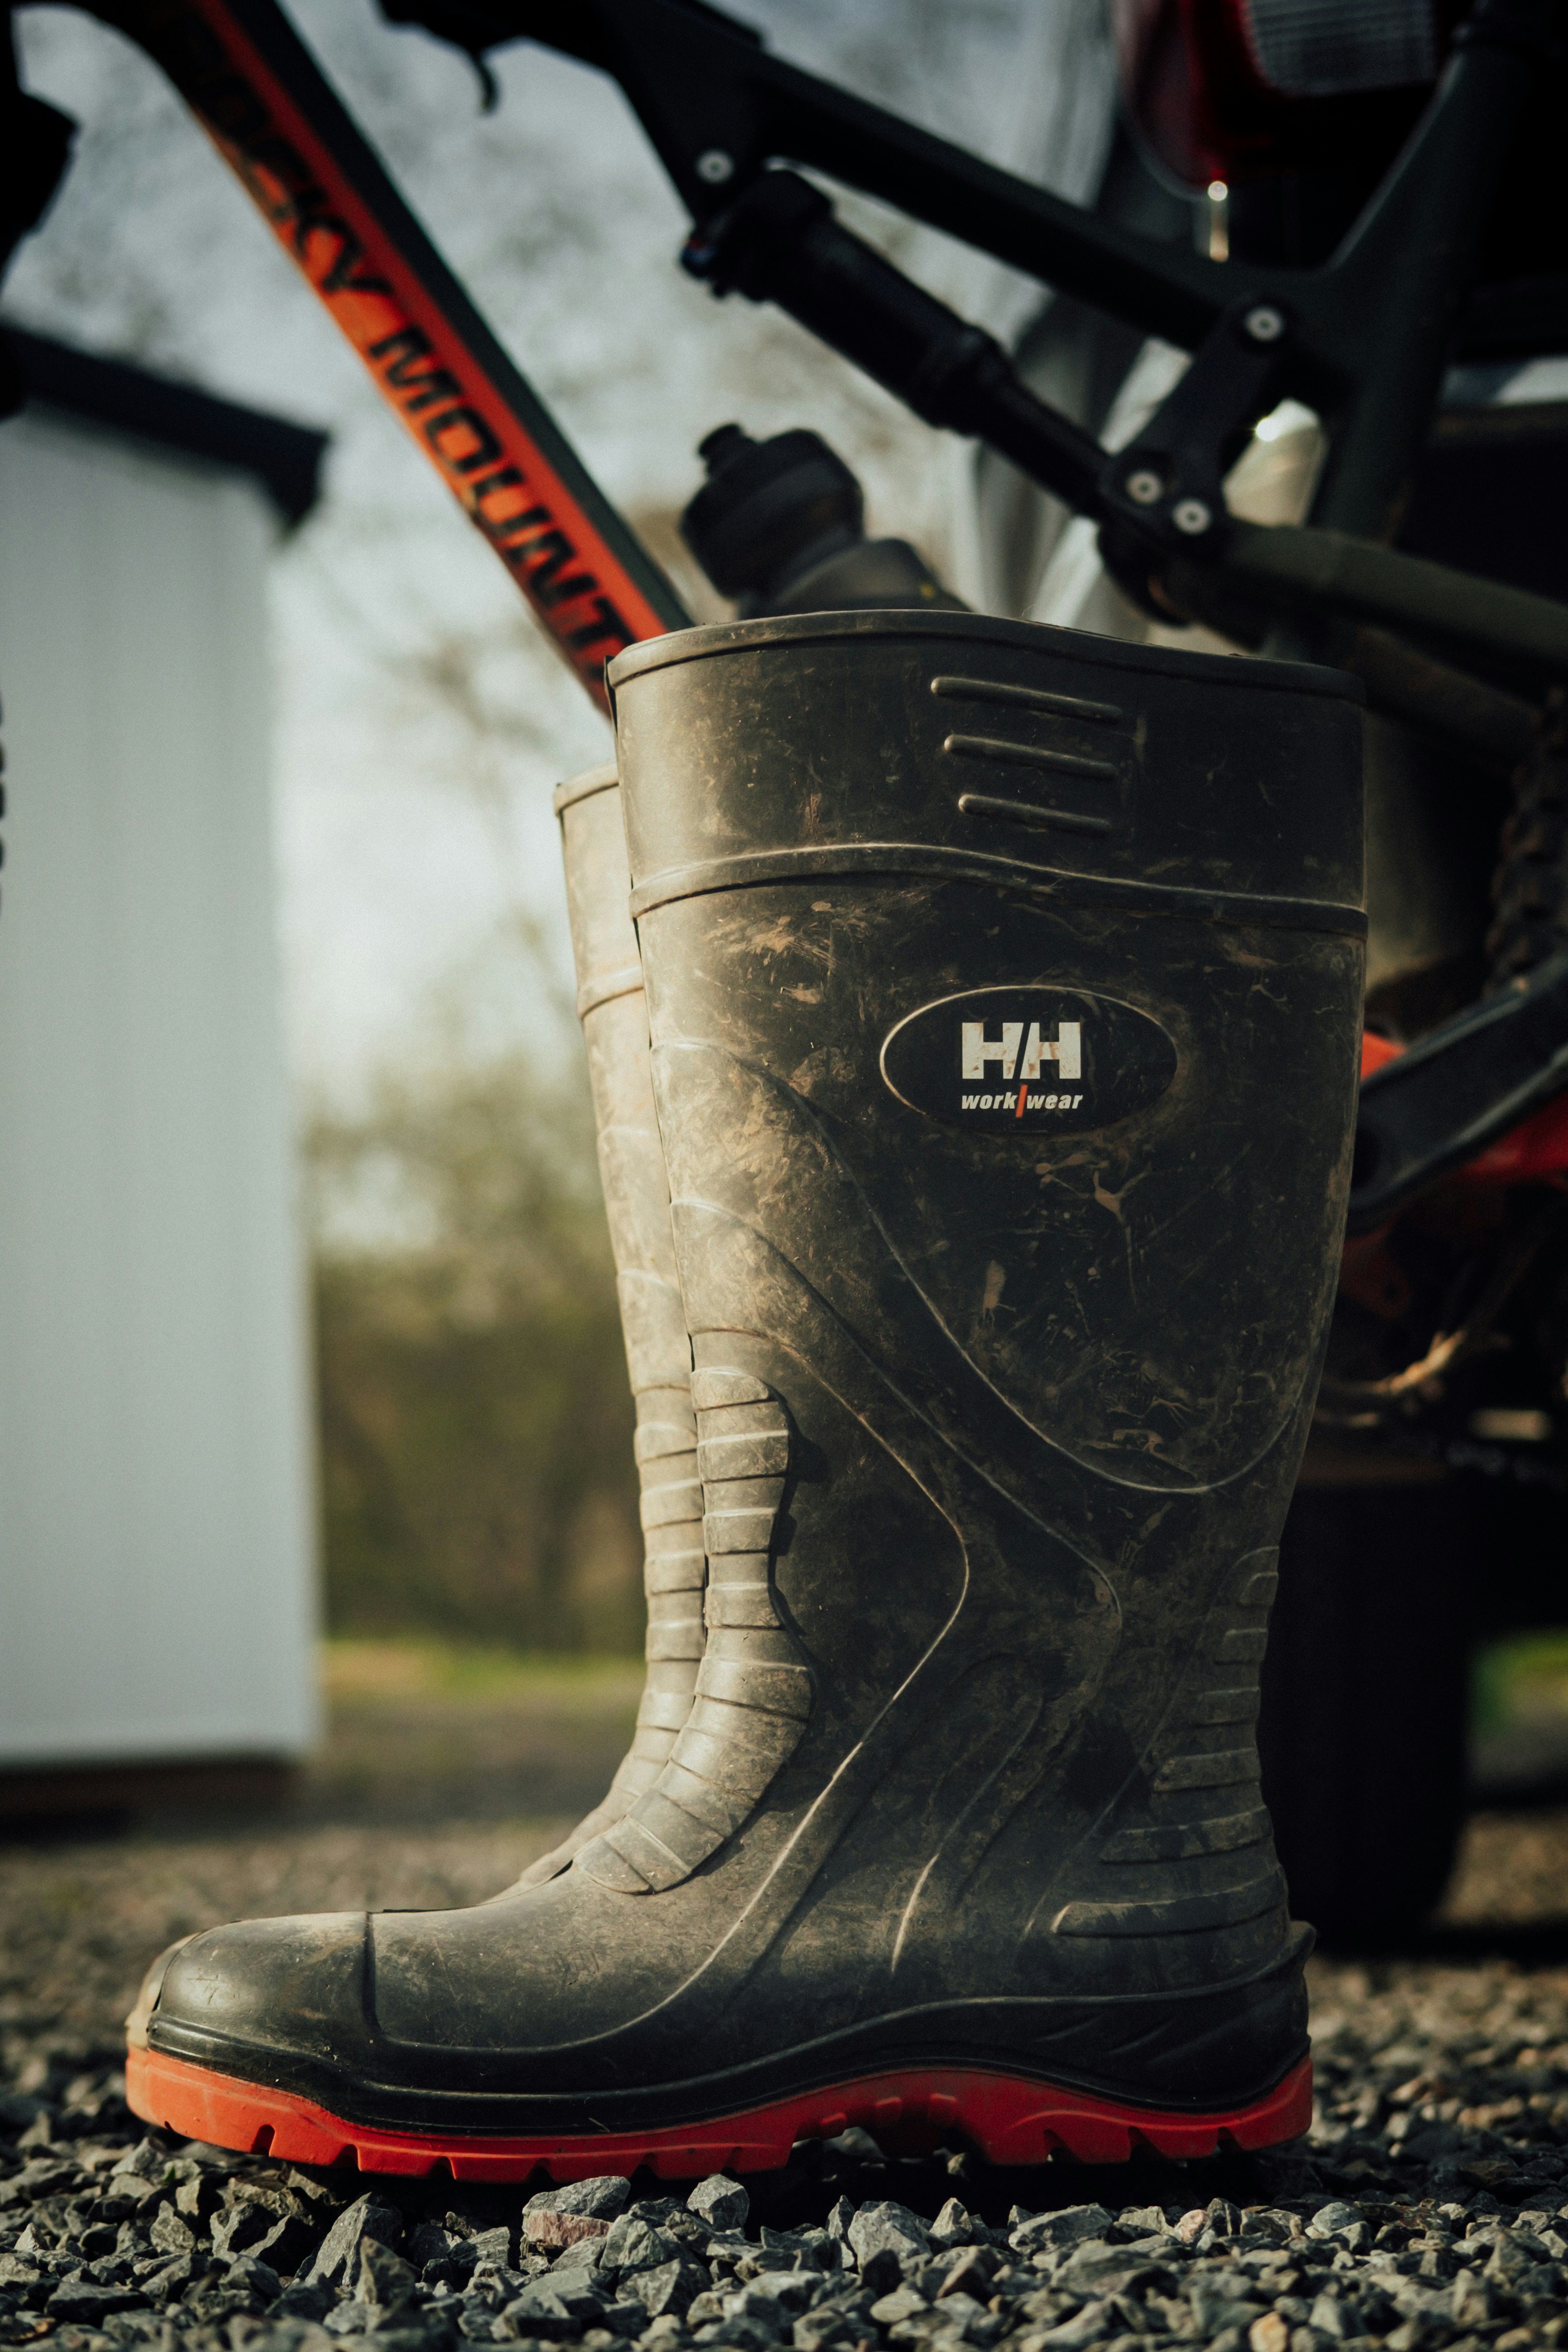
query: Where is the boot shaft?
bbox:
[517,764,706,1889]
[597,611,1363,1999]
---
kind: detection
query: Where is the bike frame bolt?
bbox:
[1125,468,1164,506]
[697,149,736,184]
[1244,304,1285,343]
[1172,498,1213,536]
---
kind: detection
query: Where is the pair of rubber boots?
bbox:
[128,608,1364,2178]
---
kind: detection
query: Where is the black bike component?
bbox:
[383,0,1248,344]
[1178,521,1568,693]
[136,608,1364,2144]
[1489,697,1568,981]
[680,423,963,617]
[1300,0,1556,542]
[683,425,863,604]
[383,0,1568,731]
[1351,949,1568,1232]
[683,172,1106,519]
[1261,1482,1474,1948]
[1097,301,1293,554]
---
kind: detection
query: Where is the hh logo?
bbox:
[960,1020,1081,1083]
[880,987,1178,1136]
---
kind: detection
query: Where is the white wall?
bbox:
[0,405,317,1767]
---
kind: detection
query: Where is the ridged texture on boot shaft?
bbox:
[1054,1549,1285,1936]
[576,1366,810,1894]
[517,766,706,1891]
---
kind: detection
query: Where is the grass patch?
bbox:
[1473,1629,1568,1735]
[322,1638,643,1708]
[308,1049,644,1658]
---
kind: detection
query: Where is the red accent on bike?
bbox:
[1360,1030,1402,1079]
[126,2044,1312,2179]
[1456,1091,1568,1185]
[1360,1027,1568,1186]
[1112,0,1438,192]
[160,0,679,712]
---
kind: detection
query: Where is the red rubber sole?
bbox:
[127,2045,1311,2181]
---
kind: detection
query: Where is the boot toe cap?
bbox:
[145,1911,370,2072]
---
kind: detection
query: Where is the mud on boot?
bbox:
[127,608,1363,2177]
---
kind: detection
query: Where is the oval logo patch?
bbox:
[880,987,1178,1134]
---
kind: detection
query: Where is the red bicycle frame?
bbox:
[87,0,691,714]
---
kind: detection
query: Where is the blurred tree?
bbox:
[307,1043,642,1655]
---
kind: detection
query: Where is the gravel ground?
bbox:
[6,1648,1568,2352]
[4,1801,1568,2352]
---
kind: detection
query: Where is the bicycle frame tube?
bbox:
[84,0,691,713]
[48,0,1568,720]
[374,0,1568,709]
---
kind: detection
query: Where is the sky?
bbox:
[4,0,1107,1102]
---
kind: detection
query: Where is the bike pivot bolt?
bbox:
[1172,497,1213,536]
[697,149,736,184]
[1244,304,1285,344]
[1125,468,1164,506]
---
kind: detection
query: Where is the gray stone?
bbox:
[175,2175,227,2225]
[1187,2279,1264,2334]
[742,2273,817,2316]
[1115,2208,1168,2238]
[508,2276,607,2331]
[1025,2299,1112,2349]
[149,2206,195,2259]
[614,2261,706,2321]
[1482,2227,1551,2285]
[181,2251,285,2322]
[597,2220,677,2280]
[691,2319,777,2352]
[1007,2209,1114,2260]
[927,2250,996,2304]
[847,2204,929,2273]
[308,2200,403,2290]
[686,2181,749,2237]
[46,2276,148,2322]
[905,2289,991,2331]
[410,2227,467,2271]
[1307,2288,1359,2341]
[1306,2207,1363,2243]
[823,2201,854,2246]
[356,2243,418,2318]
[140,2251,209,2302]
[523,2185,630,2227]
[1051,2241,1170,2296]
[868,2285,928,2326]
[926,2204,977,2254]
[791,2313,854,2351]
[1401,2124,1464,2162]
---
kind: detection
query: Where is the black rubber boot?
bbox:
[514,763,707,1888]
[127,610,1364,2179]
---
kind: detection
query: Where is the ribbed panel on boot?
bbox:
[575,1367,811,1895]
[517,769,708,1890]
[1052,1548,1286,1936]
